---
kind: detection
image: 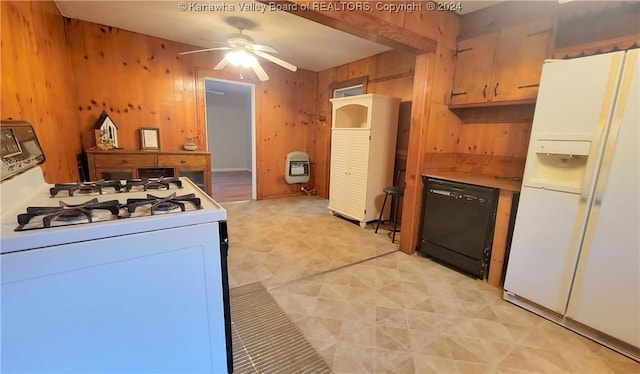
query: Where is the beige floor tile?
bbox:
[339,319,376,347]
[408,329,452,359]
[374,348,415,374]
[413,354,459,373]
[224,197,638,374]
[333,342,375,373]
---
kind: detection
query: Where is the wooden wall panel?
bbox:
[66,19,318,200]
[1,1,82,183]
[315,50,416,198]
[404,4,459,51]
[253,68,318,199]
[457,123,530,158]
[67,20,201,152]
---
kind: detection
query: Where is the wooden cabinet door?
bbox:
[491,19,554,103]
[450,33,498,106]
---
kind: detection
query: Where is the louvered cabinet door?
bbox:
[343,130,370,221]
[328,130,350,214]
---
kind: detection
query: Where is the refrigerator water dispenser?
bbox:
[524,137,592,193]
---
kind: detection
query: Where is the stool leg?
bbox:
[375,193,389,234]
[391,196,399,243]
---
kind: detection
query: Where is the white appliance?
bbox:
[503,50,639,360]
[1,122,232,372]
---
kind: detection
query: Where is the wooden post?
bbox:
[488,189,514,287]
[399,54,434,255]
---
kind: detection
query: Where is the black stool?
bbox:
[375,185,405,243]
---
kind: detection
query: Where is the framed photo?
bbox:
[140,128,160,150]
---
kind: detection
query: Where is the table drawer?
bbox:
[158,154,208,169]
[94,154,156,167]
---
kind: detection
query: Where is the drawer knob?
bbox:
[181,160,186,164]
[122,160,128,164]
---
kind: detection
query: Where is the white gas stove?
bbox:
[1,167,226,253]
[0,121,232,373]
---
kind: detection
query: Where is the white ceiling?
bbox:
[55,1,501,73]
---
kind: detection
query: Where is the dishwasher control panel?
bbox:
[429,188,489,204]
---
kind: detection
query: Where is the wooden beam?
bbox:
[488,189,515,287]
[399,53,434,254]
[257,1,437,54]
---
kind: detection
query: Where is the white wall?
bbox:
[206,89,252,171]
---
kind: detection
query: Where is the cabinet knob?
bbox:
[121,160,128,164]
[482,84,488,98]
[494,82,499,97]
[181,160,186,164]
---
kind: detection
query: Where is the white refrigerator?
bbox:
[503,50,639,359]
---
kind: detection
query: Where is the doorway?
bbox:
[204,78,256,202]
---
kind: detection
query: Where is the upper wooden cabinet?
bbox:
[450,19,554,108]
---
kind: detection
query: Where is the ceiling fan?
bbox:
[179,18,297,81]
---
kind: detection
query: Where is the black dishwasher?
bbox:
[419,177,498,279]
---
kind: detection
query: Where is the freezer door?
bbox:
[525,51,625,136]
[566,50,640,348]
[522,52,625,194]
[503,186,588,314]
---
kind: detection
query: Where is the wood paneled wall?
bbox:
[454,106,534,177]
[65,19,317,200]
[314,49,416,198]
[1,1,82,183]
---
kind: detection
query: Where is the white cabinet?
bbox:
[328,94,400,227]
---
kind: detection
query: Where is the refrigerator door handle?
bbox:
[579,174,593,202]
[580,53,627,204]
[593,58,637,207]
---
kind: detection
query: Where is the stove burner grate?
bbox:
[16,198,122,230]
[125,177,183,192]
[126,192,201,215]
[50,180,124,197]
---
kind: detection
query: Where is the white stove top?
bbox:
[0,167,227,254]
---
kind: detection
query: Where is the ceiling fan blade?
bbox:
[250,44,278,54]
[251,61,270,81]
[179,47,232,56]
[253,50,297,72]
[198,39,229,45]
[214,57,228,70]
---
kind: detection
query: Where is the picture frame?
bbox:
[140,128,160,150]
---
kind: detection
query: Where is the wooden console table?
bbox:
[86,149,212,196]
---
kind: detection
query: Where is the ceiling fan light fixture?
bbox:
[226,49,257,68]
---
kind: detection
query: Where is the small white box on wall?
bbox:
[284,151,310,184]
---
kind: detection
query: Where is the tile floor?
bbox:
[224,196,639,373]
